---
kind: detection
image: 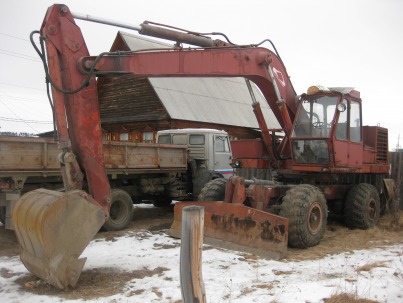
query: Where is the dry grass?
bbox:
[287,211,403,261]
[324,293,379,303]
[1,207,402,301]
[14,266,169,300]
[356,261,388,273]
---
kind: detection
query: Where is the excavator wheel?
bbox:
[197,178,226,201]
[344,183,380,229]
[280,184,327,248]
[12,188,105,289]
[103,189,133,231]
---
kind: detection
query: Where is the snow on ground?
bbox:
[1,226,402,303]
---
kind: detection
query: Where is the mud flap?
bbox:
[383,179,397,201]
[12,188,105,289]
[168,202,288,260]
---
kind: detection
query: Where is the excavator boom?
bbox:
[13,4,296,288]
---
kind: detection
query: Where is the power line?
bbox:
[0,81,45,91]
[0,48,41,62]
[0,32,30,42]
[0,93,48,104]
[0,116,52,124]
[0,99,39,132]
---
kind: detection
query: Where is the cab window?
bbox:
[214,135,230,152]
[157,135,171,144]
[189,134,205,145]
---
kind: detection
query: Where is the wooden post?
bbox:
[180,206,206,303]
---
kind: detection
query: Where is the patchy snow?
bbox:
[1,225,402,303]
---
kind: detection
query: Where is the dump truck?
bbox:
[11,4,396,289]
[0,128,232,230]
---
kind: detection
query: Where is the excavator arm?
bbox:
[40,4,111,211]
[82,45,296,130]
[12,4,296,289]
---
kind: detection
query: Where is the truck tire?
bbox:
[280,184,327,248]
[197,178,226,201]
[0,206,5,225]
[103,189,133,231]
[344,183,380,229]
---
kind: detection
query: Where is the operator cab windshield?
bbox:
[292,95,339,138]
[291,95,338,165]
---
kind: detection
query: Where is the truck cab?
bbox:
[157,128,234,179]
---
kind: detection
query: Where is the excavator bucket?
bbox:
[12,188,105,289]
[168,201,288,260]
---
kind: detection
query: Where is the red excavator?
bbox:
[12,4,396,289]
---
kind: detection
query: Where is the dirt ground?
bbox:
[1,205,402,301]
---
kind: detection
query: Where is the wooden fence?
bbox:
[390,152,402,209]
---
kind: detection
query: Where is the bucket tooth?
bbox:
[169,201,288,260]
[12,188,105,289]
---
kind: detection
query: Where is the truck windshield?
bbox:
[292,95,338,138]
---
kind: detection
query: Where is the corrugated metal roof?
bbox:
[119,32,281,129]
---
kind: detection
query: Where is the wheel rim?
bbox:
[110,200,127,224]
[307,202,323,235]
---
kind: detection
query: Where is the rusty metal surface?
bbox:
[103,141,187,169]
[0,136,187,174]
[12,188,105,289]
[0,136,59,171]
[169,201,288,260]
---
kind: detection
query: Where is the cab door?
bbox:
[213,134,233,178]
[333,99,363,167]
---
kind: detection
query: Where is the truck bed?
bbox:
[0,136,188,178]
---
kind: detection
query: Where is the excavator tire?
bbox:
[344,183,380,229]
[103,189,133,231]
[197,178,226,201]
[280,184,327,248]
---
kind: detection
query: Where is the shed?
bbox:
[97,32,280,142]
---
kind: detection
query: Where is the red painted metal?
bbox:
[231,139,267,159]
[80,48,297,134]
[169,201,288,260]
[252,102,278,165]
[41,5,110,212]
[224,176,246,204]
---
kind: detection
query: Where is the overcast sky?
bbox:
[0,0,402,149]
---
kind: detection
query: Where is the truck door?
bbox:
[333,99,363,167]
[213,134,233,178]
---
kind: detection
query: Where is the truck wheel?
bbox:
[197,178,226,201]
[103,189,133,231]
[280,184,327,248]
[344,183,380,229]
[0,206,5,225]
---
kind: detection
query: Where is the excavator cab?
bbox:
[290,86,363,169]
